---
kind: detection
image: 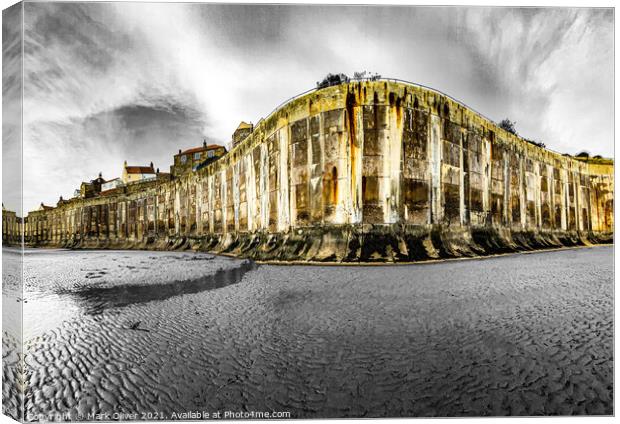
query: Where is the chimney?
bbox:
[156,168,160,174]
[124,160,127,167]
[203,139,207,148]
[178,149,181,154]
[59,196,63,201]
[150,161,153,169]
[98,172,102,178]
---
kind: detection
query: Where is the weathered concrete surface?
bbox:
[22,81,614,262]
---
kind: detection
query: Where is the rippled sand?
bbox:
[10,246,615,418]
[3,247,23,420]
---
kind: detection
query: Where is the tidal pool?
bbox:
[2,246,613,419]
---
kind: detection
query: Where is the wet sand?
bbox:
[6,246,614,419]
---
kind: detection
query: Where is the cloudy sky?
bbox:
[4,3,615,213]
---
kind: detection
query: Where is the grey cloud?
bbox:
[12,4,614,213]
[3,3,23,214]
[23,101,206,210]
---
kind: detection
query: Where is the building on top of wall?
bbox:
[122,161,156,184]
[232,121,253,148]
[78,182,95,198]
[101,177,124,193]
[37,202,54,211]
[154,169,172,182]
[76,172,106,199]
[2,203,18,245]
[57,196,69,207]
[170,141,227,177]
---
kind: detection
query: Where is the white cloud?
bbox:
[17,4,614,213]
[457,8,613,155]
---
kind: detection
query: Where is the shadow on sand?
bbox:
[59,260,257,314]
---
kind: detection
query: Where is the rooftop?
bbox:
[179,144,223,155]
[125,165,155,174]
[100,188,120,196]
[235,121,253,131]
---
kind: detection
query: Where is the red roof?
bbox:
[179,144,223,155]
[125,166,155,174]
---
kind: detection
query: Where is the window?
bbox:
[180,155,187,164]
[194,152,201,160]
[207,150,214,158]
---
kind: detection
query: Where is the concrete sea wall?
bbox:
[24,80,614,262]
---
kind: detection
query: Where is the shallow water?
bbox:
[3,246,614,419]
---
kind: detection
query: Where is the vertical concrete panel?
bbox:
[560,169,568,230]
[430,115,442,223]
[378,108,391,224]
[535,163,542,228]
[260,143,269,230]
[337,122,351,224]
[253,146,262,231]
[362,105,383,224]
[459,133,466,224]
[481,138,491,219]
[238,159,247,231]
[386,104,401,223]
[590,178,599,232]
[174,189,181,235]
[114,205,118,238]
[519,157,526,229]
[400,107,430,225]
[503,155,510,225]
[200,179,208,234]
[267,134,279,231]
[290,118,310,227]
[309,115,324,223]
[575,172,582,231]
[220,169,227,234]
[207,175,214,233]
[322,110,344,224]
[167,187,172,235]
[278,127,290,232]
[594,177,602,232]
[245,153,255,232]
[195,178,202,233]
[348,104,363,224]
[570,172,577,230]
[233,161,240,232]
[545,164,559,228]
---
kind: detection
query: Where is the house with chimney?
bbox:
[75,172,107,199]
[122,161,157,184]
[170,140,226,177]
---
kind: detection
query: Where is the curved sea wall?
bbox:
[24,80,614,262]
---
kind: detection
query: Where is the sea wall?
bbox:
[22,80,614,262]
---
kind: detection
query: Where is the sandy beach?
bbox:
[2,245,613,419]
